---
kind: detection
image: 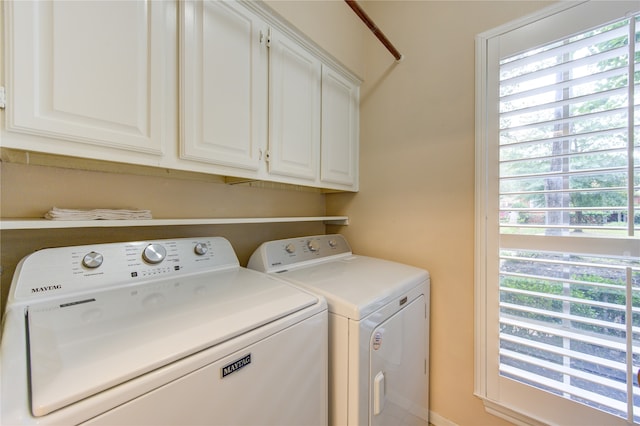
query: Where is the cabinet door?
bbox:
[4,1,170,158]
[320,66,359,189]
[267,28,321,181]
[180,0,268,171]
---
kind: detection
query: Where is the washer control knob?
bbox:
[307,240,320,252]
[194,242,208,256]
[328,239,338,248]
[143,244,166,264]
[82,251,104,269]
[285,243,296,254]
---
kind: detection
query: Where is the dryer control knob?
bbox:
[82,251,104,269]
[328,239,337,248]
[194,243,208,256]
[143,244,166,264]
[285,243,296,254]
[307,240,320,252]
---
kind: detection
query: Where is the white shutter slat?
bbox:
[500,333,628,373]
[500,348,629,393]
[500,86,630,121]
[500,23,629,75]
[501,44,629,94]
[500,316,630,352]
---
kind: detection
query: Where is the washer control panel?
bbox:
[12,237,239,301]
[248,234,352,273]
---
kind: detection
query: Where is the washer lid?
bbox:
[277,255,428,320]
[27,268,318,417]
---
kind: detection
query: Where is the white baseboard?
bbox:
[429,411,459,426]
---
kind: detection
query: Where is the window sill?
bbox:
[480,397,548,426]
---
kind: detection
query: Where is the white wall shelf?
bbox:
[0,216,349,230]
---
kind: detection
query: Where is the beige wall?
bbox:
[265,0,368,78]
[0,1,557,425]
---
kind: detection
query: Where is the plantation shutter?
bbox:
[497,10,640,423]
[476,2,640,424]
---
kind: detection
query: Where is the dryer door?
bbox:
[369,295,428,426]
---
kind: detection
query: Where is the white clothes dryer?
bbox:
[1,236,328,425]
[248,234,430,426]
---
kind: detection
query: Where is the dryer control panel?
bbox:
[248,234,352,273]
[11,237,239,302]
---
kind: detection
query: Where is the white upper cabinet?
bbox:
[320,65,359,189]
[179,1,359,190]
[180,0,268,172]
[267,28,321,182]
[3,0,360,191]
[3,1,174,164]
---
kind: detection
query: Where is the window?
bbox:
[476,2,640,425]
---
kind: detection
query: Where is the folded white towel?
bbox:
[44,207,153,221]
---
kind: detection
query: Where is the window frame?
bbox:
[474,1,640,424]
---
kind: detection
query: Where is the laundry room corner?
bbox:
[0,0,571,425]
[326,1,555,425]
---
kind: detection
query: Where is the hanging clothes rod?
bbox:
[344,0,403,62]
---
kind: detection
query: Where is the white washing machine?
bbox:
[1,236,328,425]
[248,234,429,426]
